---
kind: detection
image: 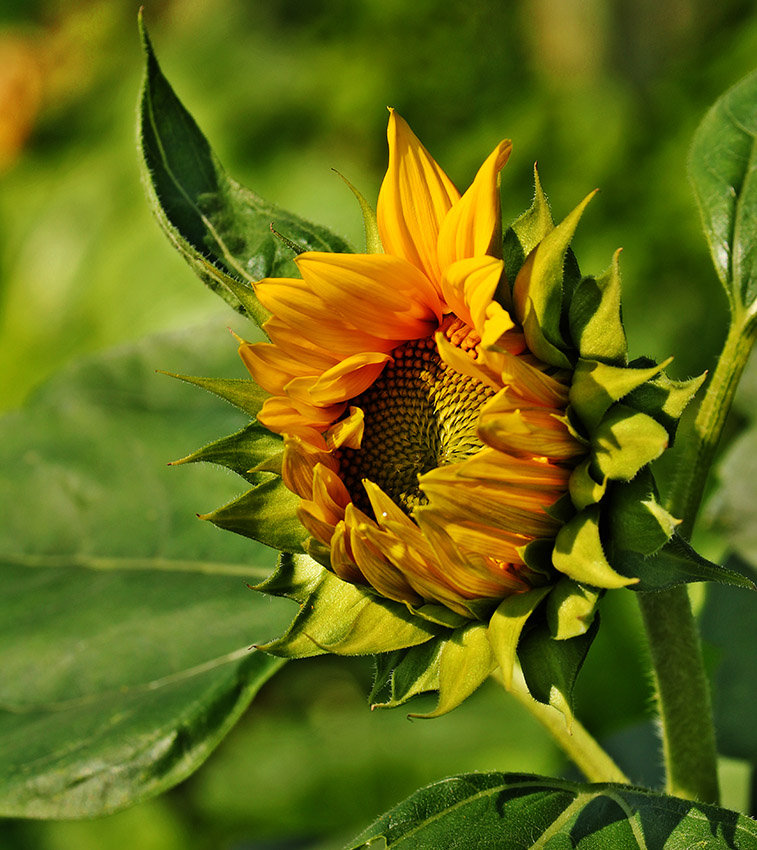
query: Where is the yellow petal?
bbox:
[296,252,443,337]
[325,406,365,450]
[285,352,391,406]
[437,139,512,273]
[377,109,460,286]
[257,281,399,356]
[345,504,422,604]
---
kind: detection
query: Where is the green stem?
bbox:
[495,666,630,785]
[667,316,757,540]
[638,314,757,804]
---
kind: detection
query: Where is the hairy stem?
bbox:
[638,314,757,804]
[496,666,630,785]
[666,317,756,540]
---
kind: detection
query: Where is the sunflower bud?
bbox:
[166,111,750,721]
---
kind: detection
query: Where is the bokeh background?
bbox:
[2,0,757,848]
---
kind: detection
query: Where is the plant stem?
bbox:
[637,314,757,804]
[666,316,757,541]
[495,666,630,785]
[638,588,719,802]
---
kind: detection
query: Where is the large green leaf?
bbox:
[0,321,294,818]
[689,69,757,316]
[138,12,352,325]
[348,772,757,849]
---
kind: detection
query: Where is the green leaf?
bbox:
[348,772,757,849]
[689,69,757,315]
[616,535,756,592]
[701,555,757,762]
[708,425,757,571]
[138,14,351,324]
[0,321,295,818]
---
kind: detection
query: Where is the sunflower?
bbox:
[167,110,721,716]
[238,111,586,619]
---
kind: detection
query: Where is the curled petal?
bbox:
[437,139,512,274]
[378,109,460,286]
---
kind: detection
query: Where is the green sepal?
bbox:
[518,538,557,577]
[569,249,627,365]
[546,577,601,640]
[370,641,443,709]
[211,268,270,322]
[568,458,607,510]
[335,171,383,254]
[303,537,333,570]
[608,469,679,556]
[254,552,323,604]
[513,191,595,356]
[615,535,757,592]
[410,623,495,719]
[200,477,307,553]
[502,164,554,285]
[552,506,636,589]
[257,555,442,658]
[160,372,268,418]
[520,305,573,368]
[625,367,707,443]
[569,358,668,432]
[592,405,670,481]
[518,617,599,722]
[407,603,469,629]
[487,587,551,689]
[543,493,576,524]
[171,422,282,484]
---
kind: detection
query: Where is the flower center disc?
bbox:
[337,318,496,516]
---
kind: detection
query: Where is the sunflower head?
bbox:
[170,111,735,719]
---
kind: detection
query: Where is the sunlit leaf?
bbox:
[138,13,352,325]
[348,772,757,849]
[689,69,757,317]
[0,321,293,817]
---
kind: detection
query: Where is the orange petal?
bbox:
[326,406,365,451]
[437,139,512,273]
[296,252,443,336]
[285,352,391,406]
[377,109,460,286]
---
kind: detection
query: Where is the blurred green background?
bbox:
[2,0,757,847]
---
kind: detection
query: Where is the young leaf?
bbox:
[348,772,757,849]
[689,69,757,318]
[137,13,352,325]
